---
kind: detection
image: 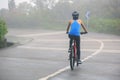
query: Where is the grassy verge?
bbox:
[88,18,120,35]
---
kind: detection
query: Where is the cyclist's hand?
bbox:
[85,32,88,34]
[66,32,69,34]
[81,32,84,34]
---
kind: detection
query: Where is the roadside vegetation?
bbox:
[0,0,120,35]
[0,18,8,48]
[88,18,120,35]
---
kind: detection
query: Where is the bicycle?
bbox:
[69,32,87,70]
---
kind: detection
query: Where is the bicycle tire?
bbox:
[70,46,75,70]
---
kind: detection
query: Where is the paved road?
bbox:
[0,29,120,80]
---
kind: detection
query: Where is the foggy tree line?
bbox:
[0,0,120,28]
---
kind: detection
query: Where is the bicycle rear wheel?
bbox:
[70,46,75,70]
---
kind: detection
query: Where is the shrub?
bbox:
[0,18,8,48]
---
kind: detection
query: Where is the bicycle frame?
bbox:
[69,39,79,70]
[73,40,77,59]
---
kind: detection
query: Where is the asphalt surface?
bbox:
[0,29,120,80]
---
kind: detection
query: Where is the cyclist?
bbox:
[66,11,88,64]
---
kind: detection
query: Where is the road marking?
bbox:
[18,46,67,50]
[17,39,99,50]
[17,31,65,37]
[82,39,104,62]
[33,39,120,42]
[98,39,120,42]
[38,39,104,80]
[33,39,97,42]
[18,46,120,53]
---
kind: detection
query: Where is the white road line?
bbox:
[99,39,120,42]
[18,46,67,51]
[18,46,120,53]
[33,39,97,42]
[18,46,98,52]
[17,39,99,50]
[82,39,104,62]
[17,31,65,37]
[38,39,104,80]
[33,39,120,42]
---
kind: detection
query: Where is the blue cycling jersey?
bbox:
[69,20,81,36]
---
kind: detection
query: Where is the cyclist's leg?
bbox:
[75,36,82,64]
[69,34,74,50]
[68,35,74,60]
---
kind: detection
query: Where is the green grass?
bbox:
[88,18,120,35]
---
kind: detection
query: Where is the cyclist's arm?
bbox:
[66,21,71,33]
[81,21,88,33]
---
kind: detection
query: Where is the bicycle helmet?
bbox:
[72,11,79,20]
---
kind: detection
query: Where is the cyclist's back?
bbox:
[69,20,81,36]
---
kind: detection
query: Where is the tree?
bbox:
[17,2,33,15]
[8,0,16,11]
[31,0,58,10]
[31,0,44,9]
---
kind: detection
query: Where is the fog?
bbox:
[0,0,120,35]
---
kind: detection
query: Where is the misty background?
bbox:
[0,0,120,35]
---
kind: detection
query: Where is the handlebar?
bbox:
[80,32,88,35]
